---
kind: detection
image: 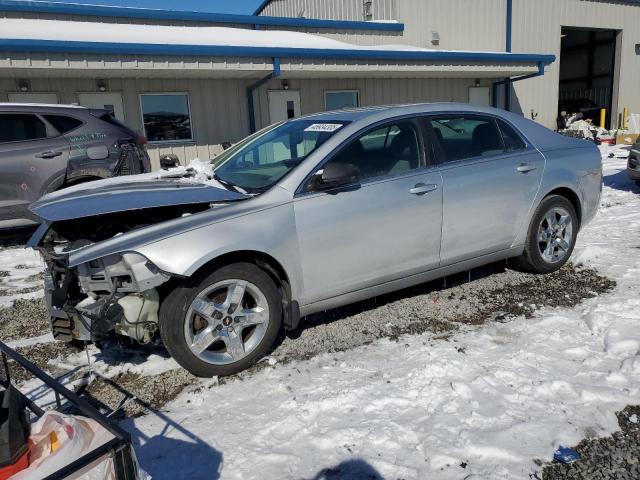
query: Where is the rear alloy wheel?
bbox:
[160,263,282,377]
[513,195,578,273]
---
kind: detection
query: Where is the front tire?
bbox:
[159,262,282,377]
[513,195,578,274]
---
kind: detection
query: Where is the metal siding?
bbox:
[259,0,398,20]
[511,0,640,128]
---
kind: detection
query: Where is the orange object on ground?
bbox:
[0,448,29,480]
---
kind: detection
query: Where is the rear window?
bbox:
[43,115,83,134]
[97,112,132,133]
[497,119,527,152]
[0,114,47,143]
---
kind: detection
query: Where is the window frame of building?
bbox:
[324,90,360,111]
[0,113,50,144]
[139,92,194,144]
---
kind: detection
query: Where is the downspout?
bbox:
[503,0,513,109]
[247,57,281,133]
[492,61,546,109]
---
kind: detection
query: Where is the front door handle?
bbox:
[36,151,63,159]
[409,183,438,195]
[517,163,537,173]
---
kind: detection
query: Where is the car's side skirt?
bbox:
[298,246,524,317]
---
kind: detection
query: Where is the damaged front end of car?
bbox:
[43,247,170,344]
[27,173,251,346]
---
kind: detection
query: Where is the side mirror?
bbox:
[317,162,360,190]
[160,154,180,170]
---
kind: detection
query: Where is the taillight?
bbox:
[136,134,148,145]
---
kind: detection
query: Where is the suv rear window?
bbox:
[0,114,47,143]
[98,112,131,132]
[43,115,83,134]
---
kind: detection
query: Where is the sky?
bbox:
[51,0,264,15]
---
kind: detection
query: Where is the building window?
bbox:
[140,93,193,143]
[325,90,360,111]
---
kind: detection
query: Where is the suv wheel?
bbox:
[513,195,578,274]
[159,263,282,377]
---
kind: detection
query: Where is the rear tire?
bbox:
[159,262,282,377]
[512,195,578,274]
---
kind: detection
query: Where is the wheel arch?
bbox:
[188,250,300,331]
[542,186,582,229]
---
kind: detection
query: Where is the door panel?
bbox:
[294,169,443,305]
[0,114,70,225]
[268,90,301,124]
[7,93,58,104]
[77,93,125,122]
[438,150,543,264]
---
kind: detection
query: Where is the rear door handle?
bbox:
[36,151,63,159]
[409,183,438,195]
[517,163,537,173]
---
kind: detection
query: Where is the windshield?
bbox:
[213,119,349,193]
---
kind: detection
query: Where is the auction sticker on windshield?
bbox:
[304,123,344,133]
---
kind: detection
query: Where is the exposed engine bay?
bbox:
[36,204,211,345]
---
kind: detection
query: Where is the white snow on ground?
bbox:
[0,247,44,307]
[125,149,640,479]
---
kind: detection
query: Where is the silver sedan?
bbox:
[28,103,603,377]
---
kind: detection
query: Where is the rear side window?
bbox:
[497,119,527,152]
[0,114,47,143]
[98,112,131,132]
[43,115,83,134]
[430,115,504,162]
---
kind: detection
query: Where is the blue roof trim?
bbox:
[253,0,271,15]
[0,0,405,31]
[0,39,556,64]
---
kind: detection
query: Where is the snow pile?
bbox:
[0,247,44,307]
[127,152,640,479]
[0,18,497,54]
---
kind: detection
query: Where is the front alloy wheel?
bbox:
[160,263,282,377]
[185,280,269,365]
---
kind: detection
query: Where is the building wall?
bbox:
[258,0,398,21]
[0,75,494,169]
[259,0,506,51]
[259,0,640,129]
[511,0,640,129]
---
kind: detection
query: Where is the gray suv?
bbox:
[0,103,151,230]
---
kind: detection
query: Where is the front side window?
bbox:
[214,120,349,193]
[319,120,421,182]
[497,119,527,152]
[430,115,504,162]
[325,91,360,111]
[0,114,47,143]
[140,94,192,142]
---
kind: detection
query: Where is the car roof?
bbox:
[293,102,518,124]
[0,103,89,113]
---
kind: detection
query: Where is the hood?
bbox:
[30,177,249,222]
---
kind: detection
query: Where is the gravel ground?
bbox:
[0,298,49,341]
[2,258,637,478]
[543,406,640,480]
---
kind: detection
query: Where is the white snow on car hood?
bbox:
[125,147,640,479]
